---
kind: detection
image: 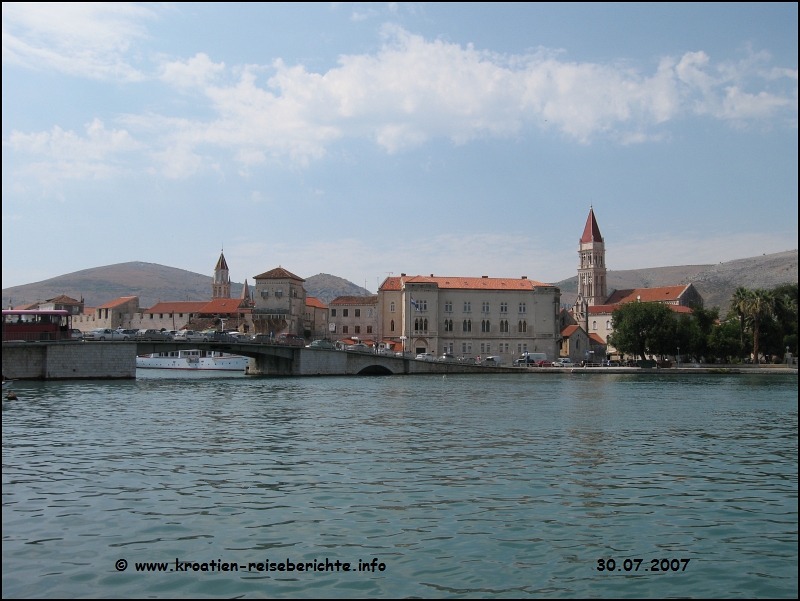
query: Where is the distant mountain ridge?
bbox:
[2,263,372,310]
[3,251,795,315]
[556,249,798,315]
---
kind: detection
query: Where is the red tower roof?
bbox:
[580,207,603,244]
[214,252,229,271]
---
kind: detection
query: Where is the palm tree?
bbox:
[745,289,777,364]
[730,287,752,351]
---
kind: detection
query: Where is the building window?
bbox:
[593,321,597,330]
[481,343,485,353]
[367,309,372,317]
[481,320,490,333]
[276,290,282,297]
[482,302,490,313]
[462,343,467,353]
[424,318,428,331]
[500,320,509,332]
[366,326,373,334]
[500,302,508,313]
[417,300,427,311]
[390,302,395,312]
[355,325,361,334]
[606,320,611,329]
[463,302,471,312]
[390,320,395,332]
[519,303,526,313]
[519,320,527,333]
[342,325,349,334]
[518,344,522,353]
[343,309,349,317]
[355,309,361,317]
[445,301,452,312]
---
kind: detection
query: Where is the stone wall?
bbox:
[3,342,136,379]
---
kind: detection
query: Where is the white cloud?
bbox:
[6,118,142,184]
[2,2,156,81]
[134,27,797,172]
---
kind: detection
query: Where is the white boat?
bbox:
[136,349,249,371]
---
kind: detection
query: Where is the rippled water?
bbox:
[2,372,797,598]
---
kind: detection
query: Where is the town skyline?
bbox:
[2,4,797,290]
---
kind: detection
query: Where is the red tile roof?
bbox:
[144,301,208,314]
[561,325,581,337]
[306,297,328,309]
[253,267,304,281]
[589,333,606,345]
[587,299,693,315]
[330,295,378,305]
[46,294,81,304]
[214,252,229,271]
[13,302,40,310]
[605,285,690,305]
[379,275,551,291]
[198,298,249,314]
[97,296,138,309]
[580,207,603,244]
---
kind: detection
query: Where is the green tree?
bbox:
[744,289,777,364]
[608,302,676,360]
[730,286,752,350]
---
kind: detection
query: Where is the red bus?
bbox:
[2,310,73,342]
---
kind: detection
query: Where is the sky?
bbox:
[2,3,797,292]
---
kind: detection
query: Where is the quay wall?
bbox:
[2,342,136,380]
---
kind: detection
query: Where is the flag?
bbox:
[410,297,419,311]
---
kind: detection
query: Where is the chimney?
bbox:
[430,274,434,277]
[400,273,406,277]
[521,276,527,279]
[482,275,488,279]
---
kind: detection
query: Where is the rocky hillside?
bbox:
[304,273,372,305]
[1,262,246,309]
[2,263,372,310]
[556,249,798,314]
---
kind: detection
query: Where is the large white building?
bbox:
[378,274,561,361]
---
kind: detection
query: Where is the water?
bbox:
[2,372,797,598]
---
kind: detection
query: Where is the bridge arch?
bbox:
[356,364,394,375]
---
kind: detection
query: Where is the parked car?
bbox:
[136,329,172,341]
[278,333,305,347]
[416,352,436,362]
[84,328,126,341]
[173,330,208,342]
[347,342,371,353]
[117,328,139,339]
[552,359,576,367]
[482,356,502,366]
[69,328,84,340]
[602,360,620,367]
[395,351,414,358]
[308,339,335,349]
[513,356,538,367]
[250,334,272,343]
[534,360,553,367]
[440,353,456,363]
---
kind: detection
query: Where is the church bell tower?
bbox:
[213,251,231,298]
[577,207,607,306]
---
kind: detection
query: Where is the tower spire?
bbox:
[577,207,607,306]
[213,250,231,298]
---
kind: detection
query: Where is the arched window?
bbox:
[390,302,395,312]
[519,320,527,333]
[390,320,395,332]
[468,319,472,332]
[423,318,428,331]
[592,321,597,330]
[415,319,419,331]
[463,320,468,332]
[606,320,611,329]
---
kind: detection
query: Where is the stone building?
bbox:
[577,206,607,306]
[304,297,329,340]
[212,251,231,298]
[329,296,378,343]
[38,294,85,315]
[378,275,561,361]
[72,296,140,330]
[252,267,307,336]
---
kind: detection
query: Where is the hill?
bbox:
[556,249,798,314]
[1,262,245,309]
[1,262,371,310]
[304,273,372,305]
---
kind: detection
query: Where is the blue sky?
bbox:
[2,3,797,292]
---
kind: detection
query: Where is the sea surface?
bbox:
[2,372,798,598]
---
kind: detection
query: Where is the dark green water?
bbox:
[2,372,797,598]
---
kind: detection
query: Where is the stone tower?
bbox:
[212,251,231,298]
[577,207,607,306]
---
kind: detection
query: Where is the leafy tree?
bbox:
[730,287,752,349]
[708,318,743,361]
[608,302,676,360]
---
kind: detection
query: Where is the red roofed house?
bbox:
[378,273,561,361]
[73,296,140,330]
[559,325,608,363]
[568,208,704,359]
[252,267,307,337]
[131,301,208,331]
[329,296,378,344]
[304,297,329,340]
[39,294,85,315]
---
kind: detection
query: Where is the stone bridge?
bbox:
[135,341,518,376]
